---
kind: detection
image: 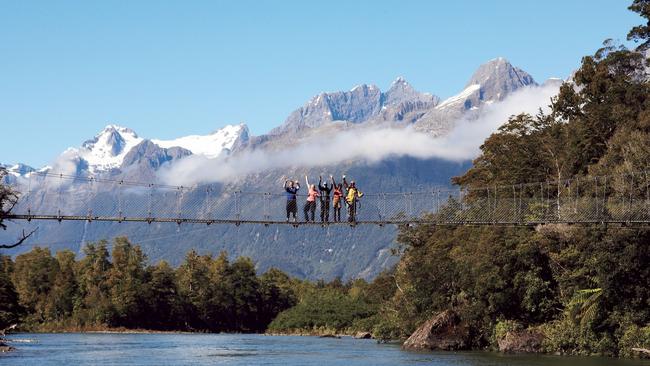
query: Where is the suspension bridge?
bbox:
[3,171,650,227]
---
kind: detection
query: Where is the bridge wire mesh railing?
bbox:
[5,170,650,225]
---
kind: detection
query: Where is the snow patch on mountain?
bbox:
[152,124,246,159]
[435,84,481,110]
[2,163,35,177]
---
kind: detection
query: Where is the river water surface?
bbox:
[3,333,650,366]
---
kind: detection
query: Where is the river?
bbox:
[3,333,650,365]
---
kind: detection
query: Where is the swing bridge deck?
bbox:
[4,171,650,227]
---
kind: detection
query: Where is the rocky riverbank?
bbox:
[0,340,15,353]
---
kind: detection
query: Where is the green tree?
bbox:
[205,251,235,330]
[47,250,78,321]
[228,256,261,331]
[258,268,297,327]
[0,255,14,277]
[106,237,147,326]
[76,240,113,326]
[0,256,21,329]
[555,41,647,176]
[175,249,213,330]
[11,247,58,323]
[628,0,650,50]
[143,260,184,329]
[453,114,555,189]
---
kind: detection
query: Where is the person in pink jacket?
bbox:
[303,176,320,222]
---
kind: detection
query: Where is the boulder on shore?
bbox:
[0,341,14,353]
[354,331,372,339]
[402,310,469,351]
[497,329,544,353]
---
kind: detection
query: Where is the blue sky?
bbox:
[0,0,642,167]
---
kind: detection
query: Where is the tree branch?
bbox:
[0,228,37,249]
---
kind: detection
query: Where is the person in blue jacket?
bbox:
[284,179,300,222]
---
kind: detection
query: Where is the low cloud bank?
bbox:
[158,83,561,186]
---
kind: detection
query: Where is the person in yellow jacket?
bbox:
[342,175,363,222]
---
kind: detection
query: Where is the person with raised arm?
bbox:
[331,175,344,222]
[303,176,320,222]
[318,175,333,223]
[343,175,363,223]
[283,178,300,222]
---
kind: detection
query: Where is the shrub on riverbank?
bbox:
[619,325,650,358]
[268,272,395,335]
[268,288,373,334]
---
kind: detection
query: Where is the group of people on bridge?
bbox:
[283,175,363,223]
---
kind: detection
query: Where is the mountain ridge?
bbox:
[1,57,560,280]
[5,57,545,176]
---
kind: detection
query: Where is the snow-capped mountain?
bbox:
[77,125,144,172]
[1,56,565,281]
[5,57,546,180]
[152,124,248,158]
[0,163,37,185]
[0,163,36,177]
[40,124,250,177]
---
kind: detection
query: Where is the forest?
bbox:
[0,239,297,333]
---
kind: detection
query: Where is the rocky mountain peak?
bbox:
[349,83,379,93]
[465,57,536,102]
[383,76,438,107]
[385,77,414,97]
[271,84,384,134]
[392,76,408,85]
[120,140,192,180]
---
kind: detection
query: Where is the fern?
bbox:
[567,288,602,328]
